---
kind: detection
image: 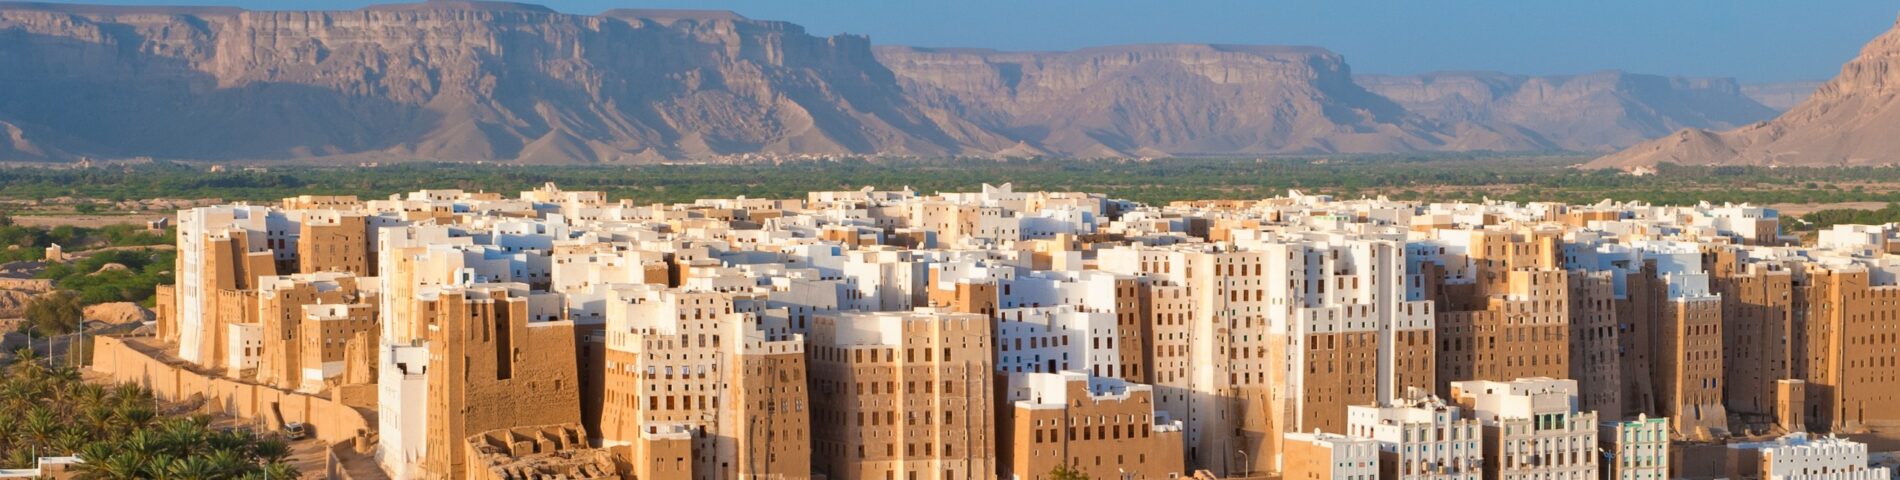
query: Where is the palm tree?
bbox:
[155,418,205,456]
[160,455,216,480]
[44,366,80,389]
[4,448,34,470]
[0,410,19,448]
[93,452,149,480]
[75,442,115,463]
[20,406,61,449]
[0,345,299,480]
[199,448,247,478]
[108,383,145,408]
[121,430,162,461]
[52,429,89,454]
[69,442,119,480]
[248,439,289,465]
[204,431,248,456]
[143,454,177,480]
[7,347,40,375]
[114,405,156,430]
[0,380,36,409]
[80,407,115,435]
[256,462,299,480]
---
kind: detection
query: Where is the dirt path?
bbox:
[1768,202,1892,216]
[11,213,171,228]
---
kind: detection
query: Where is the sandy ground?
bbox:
[11,213,171,228]
[1848,428,1900,453]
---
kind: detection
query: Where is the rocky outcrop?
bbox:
[1357,71,1778,152]
[1591,17,1900,169]
[0,0,1011,162]
[0,1,1818,162]
[83,302,154,325]
[875,45,1550,157]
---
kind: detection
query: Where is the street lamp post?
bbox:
[1236,449,1250,478]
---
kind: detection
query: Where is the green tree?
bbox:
[255,461,299,480]
[1051,463,1090,480]
[1,349,294,478]
[22,290,83,336]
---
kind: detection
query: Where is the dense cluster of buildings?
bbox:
[148,183,1900,479]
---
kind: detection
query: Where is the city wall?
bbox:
[89,335,373,444]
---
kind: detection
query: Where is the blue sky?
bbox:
[33,0,1900,82]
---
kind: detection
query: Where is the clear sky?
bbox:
[29,0,1900,83]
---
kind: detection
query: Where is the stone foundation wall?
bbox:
[89,335,373,444]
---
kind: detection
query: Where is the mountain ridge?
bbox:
[0,1,1795,163]
[1357,70,1778,152]
[1590,16,1900,169]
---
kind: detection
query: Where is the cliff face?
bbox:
[0,1,1008,162]
[1591,17,1900,169]
[0,1,1809,163]
[1357,71,1779,152]
[875,45,1549,157]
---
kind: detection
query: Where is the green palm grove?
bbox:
[0,349,299,479]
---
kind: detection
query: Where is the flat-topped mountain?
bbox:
[1357,71,1779,152]
[0,1,1809,163]
[874,45,1549,157]
[1591,17,1900,169]
[0,0,1012,162]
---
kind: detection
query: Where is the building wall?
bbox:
[1568,270,1623,420]
[1282,433,1379,480]
[1798,267,1900,431]
[1655,298,1726,437]
[299,303,378,392]
[726,339,813,478]
[90,336,372,444]
[255,274,360,391]
[596,287,813,479]
[377,344,430,480]
[1345,399,1482,480]
[808,311,997,480]
[299,212,371,275]
[625,428,694,480]
[1003,373,1184,480]
[1437,271,1571,396]
[423,288,582,480]
[1617,263,1664,420]
[1711,257,1794,419]
[1601,416,1669,480]
[1452,379,1598,480]
[1112,278,1150,383]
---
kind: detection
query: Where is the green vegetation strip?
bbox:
[1,156,1896,207]
[0,352,299,478]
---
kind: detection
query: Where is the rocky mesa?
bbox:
[874,44,1550,157]
[1590,16,1900,169]
[0,0,1015,163]
[0,0,1804,163]
[1358,71,1779,152]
